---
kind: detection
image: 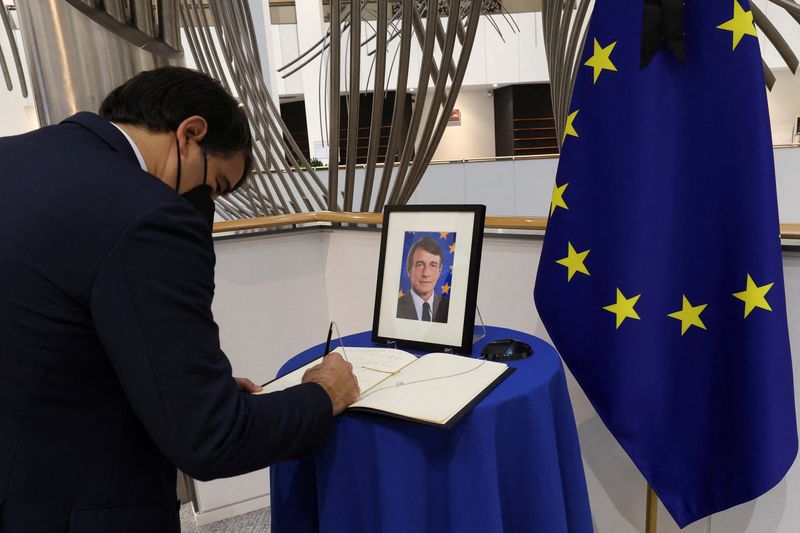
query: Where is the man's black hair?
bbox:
[99,66,253,191]
[406,236,444,273]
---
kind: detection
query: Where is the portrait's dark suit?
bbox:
[0,113,332,532]
[396,292,450,323]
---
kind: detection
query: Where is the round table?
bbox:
[270,326,593,533]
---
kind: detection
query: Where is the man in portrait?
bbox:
[397,236,449,323]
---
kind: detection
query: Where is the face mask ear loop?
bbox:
[175,137,182,193]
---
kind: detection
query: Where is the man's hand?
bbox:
[302,352,360,415]
[234,377,263,394]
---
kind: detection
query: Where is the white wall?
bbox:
[755,0,800,72]
[767,68,800,144]
[0,90,36,138]
[0,19,37,137]
[311,149,800,223]
[417,87,497,161]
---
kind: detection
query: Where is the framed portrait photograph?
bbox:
[372,204,486,353]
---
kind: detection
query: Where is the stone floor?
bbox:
[179,503,271,532]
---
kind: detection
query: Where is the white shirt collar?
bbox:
[410,289,435,321]
[111,122,147,172]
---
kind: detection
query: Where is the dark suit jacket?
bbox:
[396,292,449,323]
[0,113,332,532]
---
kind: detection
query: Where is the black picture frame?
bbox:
[371,204,486,354]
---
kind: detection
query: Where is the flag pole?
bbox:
[646,484,658,533]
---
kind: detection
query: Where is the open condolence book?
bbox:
[258,347,514,428]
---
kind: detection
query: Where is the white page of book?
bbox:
[342,347,418,392]
[257,347,418,396]
[350,353,508,425]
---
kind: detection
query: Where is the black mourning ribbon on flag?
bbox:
[641,0,686,67]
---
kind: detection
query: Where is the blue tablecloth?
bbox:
[270,326,593,533]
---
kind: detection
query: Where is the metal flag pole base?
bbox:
[646,484,658,533]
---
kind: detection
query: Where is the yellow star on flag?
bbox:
[564,109,579,141]
[449,243,456,254]
[717,0,757,50]
[441,283,450,295]
[584,38,618,83]
[550,181,569,217]
[439,232,449,239]
[555,242,590,282]
[732,274,774,318]
[667,295,708,335]
[603,288,641,329]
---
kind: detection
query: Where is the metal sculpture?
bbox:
[1,0,505,217]
[277,0,514,212]
[283,1,520,148]
[0,1,26,96]
[188,0,489,216]
[8,0,181,128]
[3,1,799,220]
[179,0,328,219]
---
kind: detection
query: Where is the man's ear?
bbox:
[175,115,208,155]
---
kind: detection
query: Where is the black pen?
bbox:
[323,321,333,357]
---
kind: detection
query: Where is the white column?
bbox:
[248,0,280,108]
[294,0,327,162]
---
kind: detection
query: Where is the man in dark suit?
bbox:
[396,236,450,323]
[0,67,359,532]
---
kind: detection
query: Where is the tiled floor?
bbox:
[180,503,271,532]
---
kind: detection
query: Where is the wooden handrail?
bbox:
[213,212,800,241]
[784,223,800,239]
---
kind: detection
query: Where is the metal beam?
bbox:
[373,0,414,211]
[343,0,362,211]
[361,0,389,211]
[328,0,342,210]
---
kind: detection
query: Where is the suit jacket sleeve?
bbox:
[90,201,333,481]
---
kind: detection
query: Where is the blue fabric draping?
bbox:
[270,327,592,533]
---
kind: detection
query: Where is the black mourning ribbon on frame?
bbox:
[641,0,686,67]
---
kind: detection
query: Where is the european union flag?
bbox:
[534,0,797,526]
